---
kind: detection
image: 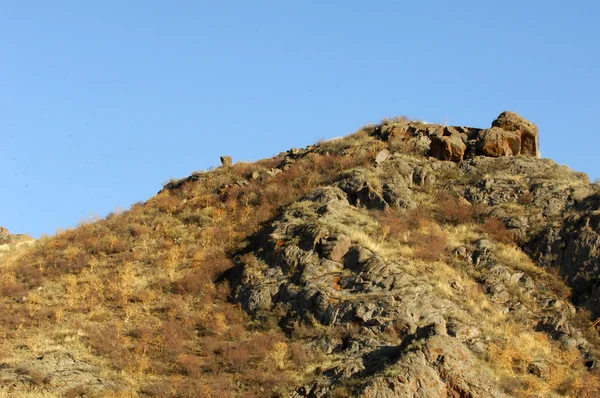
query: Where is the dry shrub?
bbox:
[482,217,516,244]
[155,192,180,214]
[14,262,44,287]
[410,230,447,261]
[266,341,290,371]
[84,323,141,371]
[128,223,149,237]
[0,276,27,299]
[173,269,209,296]
[175,354,204,378]
[434,192,474,225]
[161,321,188,361]
[405,207,433,231]
[224,346,250,372]
[142,379,217,398]
[0,303,23,331]
[378,209,409,241]
[290,342,311,368]
[556,372,600,397]
[203,251,234,279]
[488,329,600,397]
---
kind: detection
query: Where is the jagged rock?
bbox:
[304,186,350,206]
[447,321,480,342]
[320,234,351,262]
[266,168,282,176]
[419,112,540,161]
[338,170,388,210]
[492,110,540,157]
[220,155,232,167]
[374,149,390,164]
[344,247,374,272]
[382,183,416,209]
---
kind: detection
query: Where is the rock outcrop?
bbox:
[226,113,600,395]
[372,111,540,162]
[492,110,540,157]
[234,187,508,397]
[430,134,466,161]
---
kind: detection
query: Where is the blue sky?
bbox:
[2,1,599,237]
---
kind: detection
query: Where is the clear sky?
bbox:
[2,1,599,238]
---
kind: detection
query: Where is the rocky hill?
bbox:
[1,112,599,397]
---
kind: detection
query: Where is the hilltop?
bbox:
[1,112,599,397]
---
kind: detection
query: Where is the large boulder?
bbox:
[476,127,521,157]
[492,111,540,158]
[430,135,466,161]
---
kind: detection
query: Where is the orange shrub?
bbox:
[482,217,516,244]
[434,192,474,225]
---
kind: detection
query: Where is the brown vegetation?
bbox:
[0,132,377,396]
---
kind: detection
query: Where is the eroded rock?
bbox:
[430,134,466,161]
[492,110,540,157]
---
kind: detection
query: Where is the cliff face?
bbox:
[1,112,599,397]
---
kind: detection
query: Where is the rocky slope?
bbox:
[1,111,599,397]
[231,112,600,396]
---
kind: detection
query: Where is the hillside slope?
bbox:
[1,112,599,397]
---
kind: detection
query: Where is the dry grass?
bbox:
[0,139,379,396]
[488,325,600,397]
[373,199,598,397]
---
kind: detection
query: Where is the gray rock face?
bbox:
[337,170,388,210]
[527,194,600,318]
[233,186,509,397]
[221,112,600,395]
[0,351,116,395]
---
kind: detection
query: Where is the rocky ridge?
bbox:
[230,111,600,396]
